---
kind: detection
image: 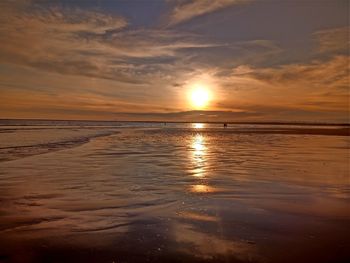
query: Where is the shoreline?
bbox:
[1,126,348,163]
[0,130,119,163]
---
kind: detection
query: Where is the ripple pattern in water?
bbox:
[0,125,349,263]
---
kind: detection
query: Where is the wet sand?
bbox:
[0,122,349,263]
[227,127,349,136]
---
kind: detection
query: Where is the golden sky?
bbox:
[0,0,349,122]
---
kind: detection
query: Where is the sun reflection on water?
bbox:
[191,134,206,177]
[190,184,215,193]
[193,134,205,152]
[188,133,216,194]
[193,123,205,129]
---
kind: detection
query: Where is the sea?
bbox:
[0,119,349,263]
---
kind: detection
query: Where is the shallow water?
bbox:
[0,121,349,263]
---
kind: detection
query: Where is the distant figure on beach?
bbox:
[224,123,228,128]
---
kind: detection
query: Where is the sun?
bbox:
[189,86,211,109]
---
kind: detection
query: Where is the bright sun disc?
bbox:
[190,87,210,109]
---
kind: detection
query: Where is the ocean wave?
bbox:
[0,129,118,162]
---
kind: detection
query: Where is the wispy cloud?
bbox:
[313,26,349,53]
[0,2,223,84]
[167,0,249,26]
[217,55,349,117]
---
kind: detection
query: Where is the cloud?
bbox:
[167,0,248,26]
[95,110,260,122]
[0,3,132,81]
[249,55,349,94]
[0,2,223,84]
[216,55,349,120]
[313,27,349,53]
[0,2,128,34]
[102,29,222,58]
[35,7,128,34]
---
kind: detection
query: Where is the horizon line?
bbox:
[0,118,349,126]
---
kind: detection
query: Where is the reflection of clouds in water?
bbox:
[177,211,217,222]
[191,134,206,177]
